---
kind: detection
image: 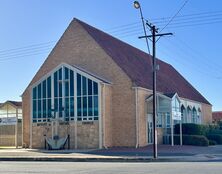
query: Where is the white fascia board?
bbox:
[30,62,111,90]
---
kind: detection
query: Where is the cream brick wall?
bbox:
[31,122,99,149]
[22,90,30,148]
[77,122,99,149]
[0,124,22,146]
[22,19,136,148]
[201,103,212,124]
[136,88,165,146]
[137,88,152,147]
[102,84,113,147]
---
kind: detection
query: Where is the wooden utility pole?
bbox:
[139,24,172,159]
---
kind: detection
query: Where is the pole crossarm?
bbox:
[138,33,173,39]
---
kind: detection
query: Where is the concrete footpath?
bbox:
[0,145,222,162]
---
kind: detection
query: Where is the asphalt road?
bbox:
[0,162,221,174]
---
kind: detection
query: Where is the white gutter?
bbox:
[135,88,139,148]
[98,84,102,149]
[30,92,33,148]
[102,84,108,149]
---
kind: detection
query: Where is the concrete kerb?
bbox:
[0,155,218,162]
[0,146,222,162]
[0,157,198,162]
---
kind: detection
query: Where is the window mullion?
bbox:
[69,69,71,121]
[62,66,65,121]
[41,82,43,122]
[86,78,88,121]
[51,74,54,118]
[46,78,48,122]
[92,81,94,120]
[81,75,83,121]
[74,71,77,122]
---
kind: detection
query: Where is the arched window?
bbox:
[172,97,180,113]
[197,108,202,124]
[32,65,99,123]
[187,106,192,123]
[192,107,197,124]
[181,105,186,123]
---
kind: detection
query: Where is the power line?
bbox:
[161,20,222,29]
[159,0,189,32]
[1,9,222,63]
[112,17,222,37]
[160,37,222,77]
[157,17,222,27]
[110,17,222,35]
[106,10,222,32]
[107,11,222,33]
[108,11,222,34]
[0,45,53,57]
[105,21,140,32]
[153,13,222,24]
[159,41,222,79]
[105,21,140,31]
[0,41,55,53]
[0,51,50,62]
[0,48,52,60]
[151,10,222,22]
[109,16,222,37]
[1,10,222,58]
[173,36,222,71]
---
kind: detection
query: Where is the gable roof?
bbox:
[75,18,211,105]
[212,111,222,122]
[164,93,177,99]
[8,101,22,107]
[0,100,22,108]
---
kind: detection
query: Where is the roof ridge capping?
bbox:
[73,18,156,59]
[76,18,172,60]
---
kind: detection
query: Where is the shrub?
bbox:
[208,124,219,131]
[218,121,222,130]
[208,129,222,135]
[207,134,222,144]
[172,134,209,146]
[175,123,208,136]
[209,140,217,146]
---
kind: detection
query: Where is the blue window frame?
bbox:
[93,82,98,95]
[54,72,58,97]
[33,100,37,119]
[37,84,41,99]
[65,67,69,80]
[32,66,99,122]
[70,70,74,96]
[77,73,81,96]
[43,80,46,98]
[47,77,51,98]
[33,87,37,99]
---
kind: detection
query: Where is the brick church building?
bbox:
[22,18,212,149]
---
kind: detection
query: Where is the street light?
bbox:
[133,1,150,54]
[133,1,157,159]
[133,1,140,9]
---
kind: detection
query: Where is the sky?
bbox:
[0,0,221,111]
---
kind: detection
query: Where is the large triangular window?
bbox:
[32,64,100,123]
